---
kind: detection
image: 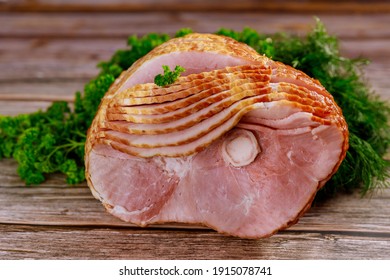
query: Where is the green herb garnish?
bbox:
[0,22,388,199]
[154,65,186,87]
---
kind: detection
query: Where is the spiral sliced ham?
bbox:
[85,33,348,238]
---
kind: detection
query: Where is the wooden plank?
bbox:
[340,39,390,60]
[0,37,389,100]
[0,38,120,81]
[295,189,390,233]
[2,0,390,13]
[0,224,389,259]
[0,157,389,233]
[1,29,388,61]
[0,38,125,63]
[1,13,390,39]
[0,38,117,81]
[0,100,56,116]
[0,185,389,233]
[0,80,86,100]
[0,100,74,116]
[339,40,390,99]
[359,63,390,100]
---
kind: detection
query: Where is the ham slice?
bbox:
[85,33,348,238]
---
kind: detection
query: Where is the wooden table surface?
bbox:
[0,1,389,260]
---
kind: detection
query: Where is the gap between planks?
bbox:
[1,221,390,240]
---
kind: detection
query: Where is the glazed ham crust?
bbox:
[85,33,348,238]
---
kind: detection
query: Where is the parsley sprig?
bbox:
[154,65,186,87]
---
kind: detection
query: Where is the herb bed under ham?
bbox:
[85,33,348,238]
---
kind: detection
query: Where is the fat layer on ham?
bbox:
[85,33,348,238]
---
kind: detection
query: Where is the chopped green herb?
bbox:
[154,65,186,87]
[0,19,388,199]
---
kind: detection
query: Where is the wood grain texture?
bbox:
[1,13,390,39]
[0,157,389,260]
[0,6,389,259]
[2,0,390,13]
[1,170,389,233]
[0,100,55,116]
[0,37,389,100]
[1,225,389,260]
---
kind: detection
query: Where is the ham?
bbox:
[85,33,348,238]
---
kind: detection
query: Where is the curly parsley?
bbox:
[154,65,186,87]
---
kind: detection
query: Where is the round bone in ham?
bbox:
[85,33,348,238]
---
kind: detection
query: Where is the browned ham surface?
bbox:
[85,34,348,238]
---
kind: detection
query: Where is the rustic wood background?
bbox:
[0,0,389,259]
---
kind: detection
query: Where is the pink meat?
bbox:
[85,33,348,238]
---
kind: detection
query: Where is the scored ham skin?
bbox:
[85,33,349,238]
